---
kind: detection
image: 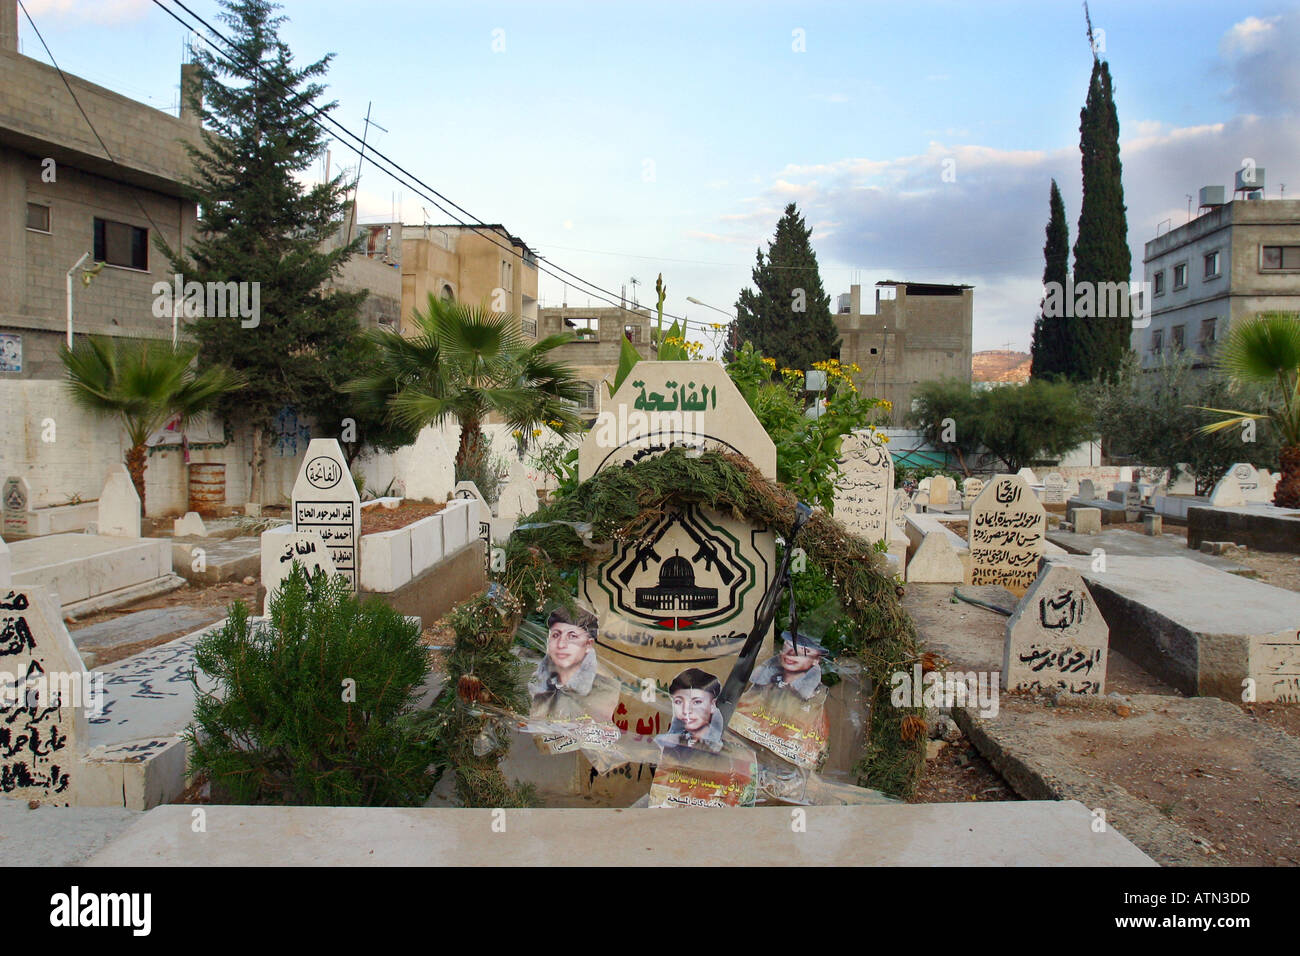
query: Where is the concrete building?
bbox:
[835,281,973,423]
[537,304,656,419]
[398,222,539,335]
[1134,188,1300,370]
[0,2,201,379]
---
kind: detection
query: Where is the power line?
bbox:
[154,0,715,333]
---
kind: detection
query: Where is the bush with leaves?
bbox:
[186,565,437,806]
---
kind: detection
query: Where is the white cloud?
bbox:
[1219,11,1300,114]
[25,0,152,24]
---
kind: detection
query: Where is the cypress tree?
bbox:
[733,203,841,370]
[161,0,365,503]
[1071,56,1133,381]
[1030,179,1070,380]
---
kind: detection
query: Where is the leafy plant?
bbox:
[60,335,244,512]
[529,442,580,500]
[186,564,437,806]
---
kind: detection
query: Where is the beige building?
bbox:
[537,304,656,418]
[397,222,539,335]
[0,2,201,378]
[835,281,973,423]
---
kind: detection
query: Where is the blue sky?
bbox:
[19,0,1300,351]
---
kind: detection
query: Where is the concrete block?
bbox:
[409,513,444,577]
[1188,505,1300,554]
[905,531,965,584]
[1069,507,1101,535]
[443,499,471,552]
[1142,514,1162,536]
[358,526,413,593]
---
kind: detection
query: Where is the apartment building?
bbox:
[1135,180,1300,369]
[537,304,656,419]
[835,281,973,423]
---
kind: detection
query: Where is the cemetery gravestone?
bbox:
[966,474,1046,596]
[291,439,360,590]
[0,585,89,803]
[834,432,893,544]
[1016,467,1039,487]
[1208,474,1246,508]
[1002,564,1108,694]
[1227,463,1269,504]
[1043,473,1066,505]
[892,490,914,531]
[1123,483,1142,522]
[928,476,955,506]
[98,465,141,538]
[261,528,338,614]
[3,476,32,536]
[453,481,494,551]
[578,362,777,739]
[1077,479,1096,501]
[961,477,985,508]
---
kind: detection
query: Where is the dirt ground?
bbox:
[359,501,445,535]
[910,739,1020,804]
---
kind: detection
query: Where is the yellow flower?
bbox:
[511,430,522,438]
[709,323,723,330]
[880,434,890,443]
[532,429,542,437]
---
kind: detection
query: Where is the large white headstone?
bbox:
[834,432,893,544]
[291,439,360,590]
[260,526,338,614]
[578,362,777,737]
[1208,474,1246,508]
[3,476,33,536]
[98,464,141,538]
[928,476,955,506]
[0,585,90,803]
[967,474,1046,597]
[1226,463,1269,504]
[1002,564,1108,695]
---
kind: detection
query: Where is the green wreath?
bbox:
[440,447,926,806]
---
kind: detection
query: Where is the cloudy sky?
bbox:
[20,0,1300,351]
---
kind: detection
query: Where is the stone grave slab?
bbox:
[10,534,173,607]
[291,439,359,590]
[1042,473,1066,506]
[1002,564,1108,694]
[98,465,140,538]
[966,474,1046,596]
[1016,467,1039,486]
[0,585,88,804]
[834,432,893,544]
[3,475,33,536]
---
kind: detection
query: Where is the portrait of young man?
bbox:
[730,631,832,770]
[527,605,620,724]
[653,667,726,757]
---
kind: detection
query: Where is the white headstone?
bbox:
[967,474,1046,597]
[1258,469,1279,502]
[2,476,33,536]
[834,432,893,543]
[961,477,985,509]
[173,511,207,537]
[577,361,777,736]
[291,439,360,590]
[399,427,456,502]
[1043,473,1066,505]
[913,490,930,511]
[260,527,338,614]
[1016,467,1039,486]
[1123,483,1142,521]
[1227,463,1268,504]
[1002,564,1108,695]
[1169,468,1196,495]
[1077,478,1096,501]
[98,464,141,538]
[453,480,493,551]
[892,490,914,531]
[495,478,537,528]
[0,585,90,803]
[918,477,932,493]
[1208,474,1246,508]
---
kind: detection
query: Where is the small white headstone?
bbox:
[834,433,893,543]
[913,490,930,512]
[918,477,933,494]
[1003,564,1108,695]
[1043,473,1066,505]
[3,476,33,536]
[260,527,338,614]
[892,490,914,531]
[961,477,985,508]
[495,478,537,528]
[173,511,207,537]
[98,464,141,538]
[291,439,360,590]
[1077,478,1096,501]
[1208,474,1246,508]
[0,585,90,803]
[929,475,955,506]
[453,480,493,550]
[967,474,1046,597]
[1016,467,1039,486]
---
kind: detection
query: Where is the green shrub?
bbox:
[456,433,505,503]
[186,565,438,806]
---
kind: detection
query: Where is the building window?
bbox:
[1172,263,1188,289]
[93,217,148,270]
[26,202,51,233]
[624,324,640,344]
[1152,271,1165,296]
[1171,325,1185,351]
[500,260,513,292]
[577,382,596,411]
[1261,245,1300,270]
[1203,251,1220,278]
[521,318,537,337]
[1199,318,1217,353]
[1150,329,1163,353]
[441,284,454,302]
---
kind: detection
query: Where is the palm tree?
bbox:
[1198,311,1300,507]
[60,336,246,513]
[349,294,585,472]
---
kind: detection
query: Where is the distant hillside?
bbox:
[972,350,1031,383]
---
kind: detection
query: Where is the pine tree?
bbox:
[733,203,840,370]
[1030,179,1070,379]
[161,0,366,504]
[1071,55,1133,381]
